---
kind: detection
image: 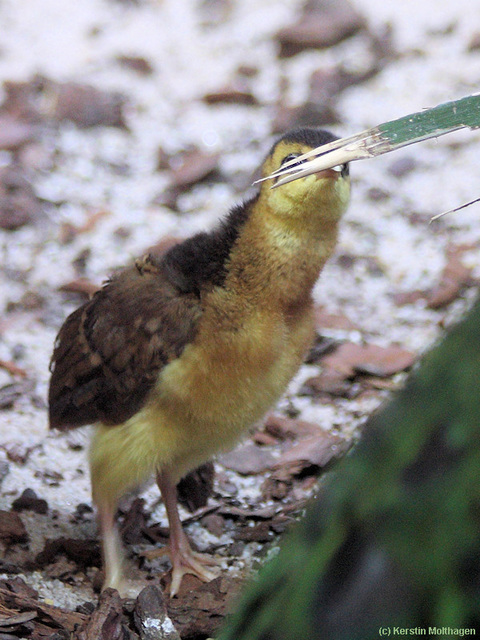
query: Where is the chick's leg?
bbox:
[97,499,123,591]
[156,470,218,596]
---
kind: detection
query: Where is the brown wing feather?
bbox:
[48,256,202,430]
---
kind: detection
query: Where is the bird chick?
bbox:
[48,128,350,597]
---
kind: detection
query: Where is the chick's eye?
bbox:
[280,153,302,167]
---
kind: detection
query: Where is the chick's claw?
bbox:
[170,549,219,597]
[142,545,219,596]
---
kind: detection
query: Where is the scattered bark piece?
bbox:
[237,64,259,78]
[13,290,45,312]
[0,608,37,627]
[17,140,54,171]
[308,65,380,105]
[468,32,480,51]
[321,342,416,378]
[177,462,215,512]
[156,147,172,171]
[314,306,358,332]
[367,186,391,202]
[0,609,36,637]
[388,155,418,178]
[261,474,291,501]
[77,588,126,640]
[73,253,93,281]
[116,55,154,75]
[215,471,238,497]
[1,77,45,122]
[274,432,350,476]
[169,148,220,191]
[198,0,233,26]
[33,468,64,486]
[59,209,111,244]
[0,511,28,545]
[152,188,182,212]
[252,430,278,446]
[427,246,474,309]
[392,290,425,306]
[0,385,25,411]
[0,114,35,150]
[0,577,37,599]
[167,576,243,639]
[263,414,327,441]
[43,558,79,582]
[35,537,101,568]
[0,441,38,465]
[58,278,100,299]
[134,585,180,640]
[276,0,366,57]
[234,521,273,543]
[1,75,127,131]
[273,22,394,131]
[80,209,112,234]
[362,376,401,391]
[0,164,44,230]
[12,488,48,515]
[53,82,127,129]
[141,524,169,545]
[218,504,278,520]
[71,503,94,523]
[0,461,9,487]
[271,101,339,134]
[202,84,258,106]
[219,442,276,475]
[302,369,358,398]
[120,498,148,545]
[305,335,339,364]
[269,511,296,535]
[394,246,475,309]
[201,514,225,538]
[0,360,27,378]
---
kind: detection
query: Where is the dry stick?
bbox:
[430,196,480,223]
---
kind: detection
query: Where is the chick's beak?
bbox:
[314,165,344,180]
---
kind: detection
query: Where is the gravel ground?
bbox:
[0,0,479,619]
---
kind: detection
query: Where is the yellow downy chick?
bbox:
[48,128,350,597]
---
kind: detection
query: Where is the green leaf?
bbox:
[264,93,480,187]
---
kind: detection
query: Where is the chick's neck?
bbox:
[221,190,341,315]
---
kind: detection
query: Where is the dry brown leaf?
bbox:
[219,442,276,475]
[263,414,330,441]
[394,245,476,309]
[275,432,350,475]
[116,55,154,75]
[276,0,366,57]
[0,165,43,230]
[53,82,127,129]
[302,369,355,397]
[314,306,358,331]
[203,85,258,106]
[321,342,416,378]
[169,148,220,190]
[58,278,100,298]
[0,115,35,150]
[427,246,474,309]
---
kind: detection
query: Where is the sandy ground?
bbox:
[0,0,479,614]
